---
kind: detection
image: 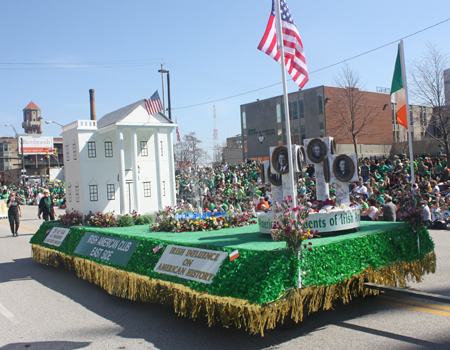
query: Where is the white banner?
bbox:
[43,227,70,247]
[19,136,53,155]
[0,200,7,218]
[154,245,228,284]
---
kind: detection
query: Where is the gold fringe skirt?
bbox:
[31,244,436,336]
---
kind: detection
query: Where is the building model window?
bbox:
[75,186,79,202]
[68,186,72,202]
[105,141,113,157]
[162,181,166,196]
[89,185,98,201]
[160,141,163,156]
[107,184,115,200]
[143,182,151,197]
[73,143,77,160]
[65,144,70,162]
[140,141,148,156]
[88,141,96,158]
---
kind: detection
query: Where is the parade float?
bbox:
[29,137,436,336]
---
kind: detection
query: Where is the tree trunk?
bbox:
[353,135,358,160]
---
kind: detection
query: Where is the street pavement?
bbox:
[0,205,449,350]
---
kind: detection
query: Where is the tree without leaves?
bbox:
[409,43,450,164]
[174,132,208,167]
[326,64,379,159]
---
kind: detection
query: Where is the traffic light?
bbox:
[45,149,50,159]
[53,148,57,157]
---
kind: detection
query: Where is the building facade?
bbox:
[22,101,43,134]
[62,99,176,216]
[1,101,64,185]
[240,85,434,160]
[223,135,243,164]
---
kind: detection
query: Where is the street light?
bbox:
[158,68,172,121]
[5,124,18,137]
[45,120,64,127]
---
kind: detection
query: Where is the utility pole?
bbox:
[21,138,25,185]
[159,63,166,114]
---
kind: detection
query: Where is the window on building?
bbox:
[107,184,115,200]
[105,141,113,157]
[68,186,72,202]
[162,181,166,196]
[75,186,79,202]
[88,142,96,158]
[140,141,148,156]
[89,185,98,201]
[143,182,151,197]
[276,105,282,123]
[65,144,70,162]
[318,95,324,115]
[73,143,77,160]
[242,112,246,129]
[299,99,305,119]
[289,101,298,120]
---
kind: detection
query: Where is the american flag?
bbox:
[153,243,164,254]
[176,127,181,142]
[145,90,163,115]
[258,0,308,89]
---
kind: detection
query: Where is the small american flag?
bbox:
[145,90,163,115]
[153,243,164,254]
[176,127,181,142]
[258,0,308,88]
[229,249,239,261]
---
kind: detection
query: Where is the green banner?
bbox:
[74,232,139,267]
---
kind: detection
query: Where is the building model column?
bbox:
[154,129,162,209]
[117,128,127,214]
[167,131,176,206]
[131,128,140,213]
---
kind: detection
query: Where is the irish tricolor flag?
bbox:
[391,43,408,129]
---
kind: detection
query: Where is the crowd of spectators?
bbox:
[1,182,66,209]
[2,153,449,229]
[176,153,450,228]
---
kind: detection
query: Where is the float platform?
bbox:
[30,221,435,336]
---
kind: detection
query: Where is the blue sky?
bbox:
[1,0,449,158]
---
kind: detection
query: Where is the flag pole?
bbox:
[399,40,415,186]
[274,0,297,207]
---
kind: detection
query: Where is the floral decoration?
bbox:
[150,206,257,233]
[396,189,422,232]
[84,211,118,228]
[58,211,84,226]
[270,196,319,254]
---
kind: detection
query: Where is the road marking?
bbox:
[379,295,450,312]
[374,299,450,317]
[0,302,18,324]
[0,222,37,232]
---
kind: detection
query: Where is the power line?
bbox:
[172,17,450,110]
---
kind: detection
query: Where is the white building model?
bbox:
[62,97,176,216]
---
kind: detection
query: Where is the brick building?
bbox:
[240,85,433,162]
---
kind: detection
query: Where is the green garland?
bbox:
[30,223,298,305]
[300,225,434,286]
[30,222,434,305]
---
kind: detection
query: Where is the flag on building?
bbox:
[258,0,308,88]
[176,127,181,142]
[391,45,408,129]
[229,249,239,261]
[145,90,163,115]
